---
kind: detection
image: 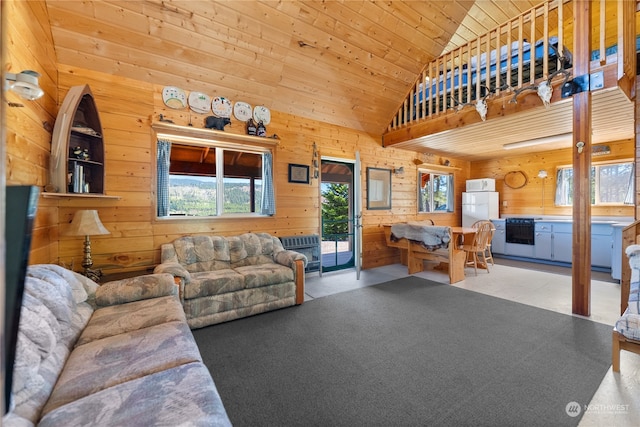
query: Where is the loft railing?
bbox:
[387,0,635,131]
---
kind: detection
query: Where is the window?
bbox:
[555,161,634,206]
[157,138,274,218]
[418,170,454,213]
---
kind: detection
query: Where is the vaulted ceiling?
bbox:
[44,1,635,160]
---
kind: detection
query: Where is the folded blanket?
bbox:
[390,223,451,250]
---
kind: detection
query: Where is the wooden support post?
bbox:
[572,0,591,316]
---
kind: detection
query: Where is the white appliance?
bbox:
[466,178,495,192]
[462,191,499,227]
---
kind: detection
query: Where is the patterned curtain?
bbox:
[260,151,275,215]
[157,139,171,217]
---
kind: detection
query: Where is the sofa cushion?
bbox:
[95,273,177,306]
[615,310,640,341]
[234,263,295,289]
[38,362,231,427]
[170,235,232,272]
[229,233,277,267]
[75,296,186,346]
[42,320,202,415]
[183,282,296,326]
[185,269,246,299]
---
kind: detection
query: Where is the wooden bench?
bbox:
[383,224,474,284]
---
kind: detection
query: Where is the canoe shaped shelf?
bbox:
[48,84,107,195]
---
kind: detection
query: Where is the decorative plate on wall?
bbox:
[504,170,528,189]
[253,105,271,125]
[211,96,232,118]
[188,91,211,114]
[233,101,252,122]
[162,86,187,109]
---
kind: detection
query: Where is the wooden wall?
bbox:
[36,66,470,275]
[4,0,59,264]
[4,0,635,278]
[471,139,635,218]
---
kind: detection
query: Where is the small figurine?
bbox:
[205,116,231,131]
[246,118,257,136]
[73,146,89,160]
[257,120,267,137]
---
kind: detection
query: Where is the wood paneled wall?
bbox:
[38,66,469,275]
[471,139,635,218]
[5,0,635,278]
[4,0,59,264]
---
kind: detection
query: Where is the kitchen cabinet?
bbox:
[551,223,573,264]
[491,220,505,254]
[591,224,613,268]
[496,219,614,269]
[534,223,552,260]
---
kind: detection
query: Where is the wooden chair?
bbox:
[462,221,493,275]
[472,220,496,266]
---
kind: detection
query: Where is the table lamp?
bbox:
[67,210,110,281]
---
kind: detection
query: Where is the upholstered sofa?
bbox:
[3,264,231,426]
[154,232,307,329]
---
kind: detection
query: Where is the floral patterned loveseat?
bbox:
[154,232,307,329]
[3,264,230,426]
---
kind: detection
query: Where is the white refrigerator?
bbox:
[462,191,499,227]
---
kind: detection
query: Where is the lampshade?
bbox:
[5,70,44,101]
[67,210,110,236]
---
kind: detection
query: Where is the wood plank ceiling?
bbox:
[44,1,633,160]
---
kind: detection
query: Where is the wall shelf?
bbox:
[415,162,462,172]
[42,193,120,200]
[152,122,280,148]
[49,84,108,195]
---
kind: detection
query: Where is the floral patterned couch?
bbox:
[154,232,307,329]
[3,264,231,426]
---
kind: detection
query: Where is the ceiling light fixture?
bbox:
[5,70,45,101]
[502,132,572,150]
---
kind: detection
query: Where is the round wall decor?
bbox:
[504,170,528,189]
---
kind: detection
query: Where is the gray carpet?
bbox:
[193,277,612,426]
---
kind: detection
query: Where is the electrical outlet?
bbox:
[502,200,508,207]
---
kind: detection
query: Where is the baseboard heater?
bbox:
[279,235,320,273]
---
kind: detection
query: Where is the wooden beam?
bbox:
[572,0,591,316]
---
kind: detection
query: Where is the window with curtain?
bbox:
[156,139,275,217]
[555,161,634,206]
[417,170,454,213]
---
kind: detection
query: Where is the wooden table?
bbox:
[383,225,477,284]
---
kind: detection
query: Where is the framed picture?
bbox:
[367,167,391,210]
[288,163,310,184]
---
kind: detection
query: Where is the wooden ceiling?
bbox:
[44,1,635,160]
[44,1,542,132]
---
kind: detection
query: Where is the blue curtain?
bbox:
[261,152,275,215]
[625,163,635,205]
[446,175,455,212]
[157,139,171,217]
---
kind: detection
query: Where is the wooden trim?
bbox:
[415,162,462,172]
[152,122,279,149]
[42,193,120,199]
[294,258,305,305]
